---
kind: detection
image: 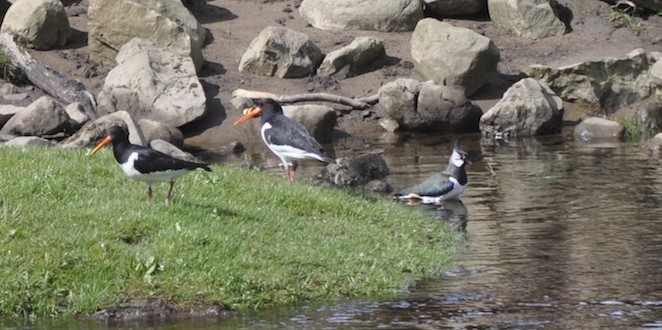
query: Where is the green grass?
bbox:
[615,115,648,142]
[610,8,642,34]
[0,146,463,318]
[0,47,26,85]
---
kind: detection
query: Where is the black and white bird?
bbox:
[395,142,470,204]
[233,98,336,181]
[90,125,211,205]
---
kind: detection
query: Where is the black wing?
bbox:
[267,116,335,163]
[132,147,211,173]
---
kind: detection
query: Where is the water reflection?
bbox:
[226,133,662,329]
[403,200,469,231]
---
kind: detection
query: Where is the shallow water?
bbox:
[5,132,662,329]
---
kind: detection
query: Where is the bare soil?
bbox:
[22,0,662,153]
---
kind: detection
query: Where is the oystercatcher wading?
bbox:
[233,98,335,181]
[90,125,211,205]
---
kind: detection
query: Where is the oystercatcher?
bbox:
[233,98,335,181]
[394,142,470,204]
[90,125,211,205]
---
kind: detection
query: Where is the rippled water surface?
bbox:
[5,132,662,329]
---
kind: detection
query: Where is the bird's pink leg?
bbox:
[288,161,298,182]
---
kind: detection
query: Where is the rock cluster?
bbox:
[0,0,661,183]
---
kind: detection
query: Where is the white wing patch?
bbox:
[398,177,467,205]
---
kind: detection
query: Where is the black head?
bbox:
[233,98,285,127]
[90,125,129,155]
[106,125,129,143]
[253,98,283,122]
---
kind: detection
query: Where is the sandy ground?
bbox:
[23,0,662,154]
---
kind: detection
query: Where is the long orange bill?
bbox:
[233,106,263,126]
[90,135,113,156]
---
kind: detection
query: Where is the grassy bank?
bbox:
[0,146,462,318]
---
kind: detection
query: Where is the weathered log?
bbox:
[232,88,379,110]
[0,33,97,120]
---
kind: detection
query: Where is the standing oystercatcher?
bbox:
[90,125,211,205]
[233,98,335,181]
[394,142,470,204]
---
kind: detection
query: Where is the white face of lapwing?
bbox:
[451,148,466,168]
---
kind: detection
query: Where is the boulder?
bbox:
[64,102,91,131]
[652,58,662,101]
[423,0,486,17]
[378,78,483,132]
[0,0,70,49]
[525,49,662,114]
[97,38,207,128]
[573,117,625,142]
[411,18,500,97]
[479,78,563,137]
[282,104,337,143]
[149,139,199,162]
[5,136,54,147]
[238,26,323,78]
[60,111,144,148]
[299,0,423,32]
[317,37,385,78]
[88,0,206,71]
[487,0,566,39]
[0,96,70,137]
[138,119,184,147]
[324,153,391,191]
[0,104,21,128]
[645,133,662,158]
[636,101,662,135]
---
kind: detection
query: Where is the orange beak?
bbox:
[233,106,263,126]
[90,135,113,156]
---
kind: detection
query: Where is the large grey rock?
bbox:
[479,78,563,137]
[573,117,624,142]
[424,0,486,16]
[282,104,337,143]
[149,139,198,162]
[64,102,91,131]
[238,26,323,78]
[60,111,144,148]
[0,104,21,128]
[411,18,500,97]
[324,153,391,191]
[88,0,206,71]
[138,119,184,147]
[645,133,662,158]
[299,0,423,32]
[97,38,206,128]
[5,136,54,147]
[317,37,385,78]
[0,0,70,49]
[0,96,70,137]
[526,49,662,115]
[379,78,483,132]
[488,0,566,39]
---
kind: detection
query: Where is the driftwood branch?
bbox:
[0,33,97,120]
[233,88,379,110]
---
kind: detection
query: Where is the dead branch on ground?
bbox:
[233,88,379,110]
[0,33,97,120]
